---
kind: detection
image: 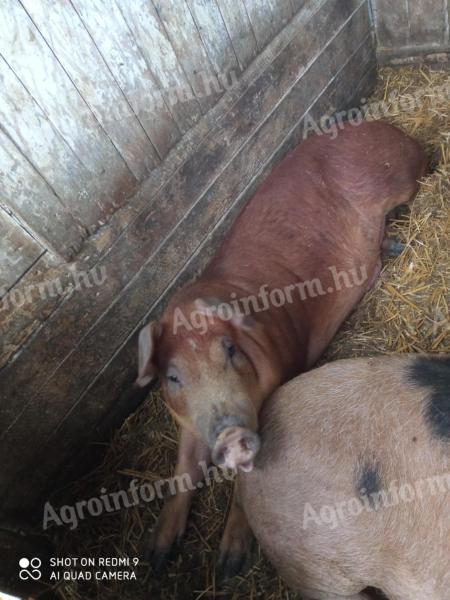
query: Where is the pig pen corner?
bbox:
[0,1,449,600]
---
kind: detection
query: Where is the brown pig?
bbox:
[136,121,426,575]
[239,354,450,600]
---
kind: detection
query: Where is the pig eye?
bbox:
[222,337,236,360]
[166,366,182,391]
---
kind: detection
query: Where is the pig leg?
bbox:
[218,482,253,578]
[146,427,210,572]
[381,236,404,257]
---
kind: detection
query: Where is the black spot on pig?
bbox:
[408,355,450,440]
[357,458,381,509]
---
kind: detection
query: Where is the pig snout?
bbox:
[212,426,261,472]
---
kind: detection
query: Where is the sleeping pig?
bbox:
[136,121,426,574]
[239,354,450,599]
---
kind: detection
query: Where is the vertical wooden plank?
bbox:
[0,56,106,230]
[242,0,278,48]
[0,208,44,292]
[152,0,221,112]
[372,0,410,47]
[70,0,181,160]
[186,0,239,77]
[215,0,258,70]
[119,0,202,133]
[0,0,136,222]
[408,0,447,46]
[0,127,85,259]
[21,0,160,180]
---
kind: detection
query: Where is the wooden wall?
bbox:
[0,0,295,270]
[371,0,450,62]
[0,0,377,516]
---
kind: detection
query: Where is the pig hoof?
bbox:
[381,237,404,258]
[145,545,172,574]
[218,550,246,579]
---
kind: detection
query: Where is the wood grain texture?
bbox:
[371,0,450,59]
[0,0,137,227]
[119,0,202,133]
[152,0,221,112]
[70,0,181,159]
[407,0,447,46]
[266,0,294,34]
[0,124,86,259]
[242,0,277,48]
[20,0,160,180]
[371,0,411,47]
[0,208,44,292]
[186,0,239,77]
[242,0,294,49]
[0,56,104,235]
[215,0,258,70]
[0,0,372,505]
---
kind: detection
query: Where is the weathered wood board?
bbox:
[70,0,182,159]
[0,209,44,292]
[152,0,222,113]
[408,0,447,47]
[1,0,287,271]
[21,0,160,180]
[242,0,281,49]
[186,0,240,77]
[371,0,450,61]
[0,0,137,223]
[215,0,258,71]
[0,125,86,260]
[118,0,203,133]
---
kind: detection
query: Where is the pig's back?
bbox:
[206,121,425,288]
[240,354,450,594]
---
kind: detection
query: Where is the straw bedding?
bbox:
[50,66,449,600]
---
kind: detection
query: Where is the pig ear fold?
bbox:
[136,322,161,387]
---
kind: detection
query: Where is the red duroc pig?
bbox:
[239,354,450,600]
[136,121,426,575]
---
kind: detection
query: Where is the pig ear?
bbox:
[136,322,161,387]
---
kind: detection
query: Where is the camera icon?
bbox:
[19,557,42,581]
